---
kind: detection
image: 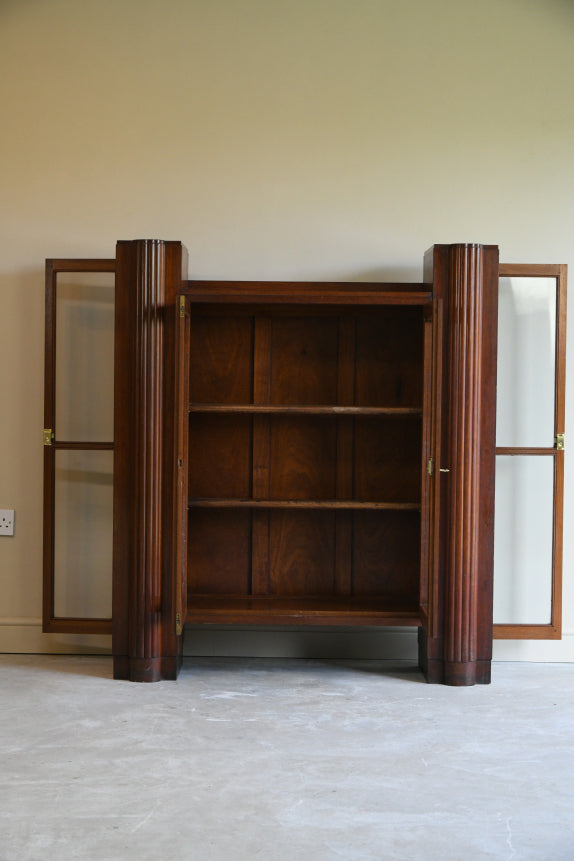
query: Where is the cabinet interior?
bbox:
[184,305,427,626]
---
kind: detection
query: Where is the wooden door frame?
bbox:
[43,258,116,635]
[493,263,567,639]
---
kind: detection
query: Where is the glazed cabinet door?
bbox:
[493,263,567,639]
[43,258,116,634]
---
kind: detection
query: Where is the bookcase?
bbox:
[109,240,499,685]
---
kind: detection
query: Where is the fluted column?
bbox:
[442,244,497,685]
[113,239,185,681]
[132,242,164,670]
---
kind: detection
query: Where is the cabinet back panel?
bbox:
[184,306,424,608]
[186,510,421,602]
[187,509,251,595]
[189,315,253,403]
[269,317,339,404]
[268,416,337,499]
[268,510,336,595]
[355,310,423,407]
[352,511,420,599]
[189,415,252,498]
[354,416,422,503]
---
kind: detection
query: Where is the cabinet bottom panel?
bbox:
[185,595,422,627]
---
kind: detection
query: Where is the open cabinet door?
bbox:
[493,263,567,639]
[174,295,190,638]
[43,258,116,634]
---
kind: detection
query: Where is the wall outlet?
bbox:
[0,510,15,536]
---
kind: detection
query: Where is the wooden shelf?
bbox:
[186,595,423,627]
[188,498,421,511]
[189,403,422,416]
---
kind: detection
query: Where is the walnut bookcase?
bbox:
[107,240,498,685]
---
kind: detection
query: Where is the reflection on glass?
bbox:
[54,449,113,618]
[493,456,553,625]
[55,272,115,442]
[496,277,556,448]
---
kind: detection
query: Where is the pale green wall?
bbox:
[1,0,572,659]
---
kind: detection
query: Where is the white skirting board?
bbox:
[2,618,574,661]
[492,637,574,662]
[0,619,112,654]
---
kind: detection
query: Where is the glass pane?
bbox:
[496,277,556,448]
[55,271,114,442]
[493,456,554,624]
[54,449,113,618]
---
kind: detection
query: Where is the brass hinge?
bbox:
[43,428,54,446]
[175,613,183,636]
[555,433,565,451]
[179,295,186,318]
[427,458,434,476]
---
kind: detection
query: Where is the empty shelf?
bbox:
[189,403,422,416]
[188,498,421,510]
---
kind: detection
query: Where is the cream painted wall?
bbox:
[1,0,573,660]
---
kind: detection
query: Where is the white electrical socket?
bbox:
[0,510,15,536]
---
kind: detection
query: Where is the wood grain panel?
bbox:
[355,310,424,407]
[354,416,422,503]
[268,511,336,596]
[189,315,253,403]
[188,415,252,498]
[187,509,251,595]
[268,416,337,499]
[269,316,339,404]
[352,511,420,600]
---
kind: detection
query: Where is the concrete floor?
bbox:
[1,657,573,861]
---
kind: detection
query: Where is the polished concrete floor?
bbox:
[1,656,573,860]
